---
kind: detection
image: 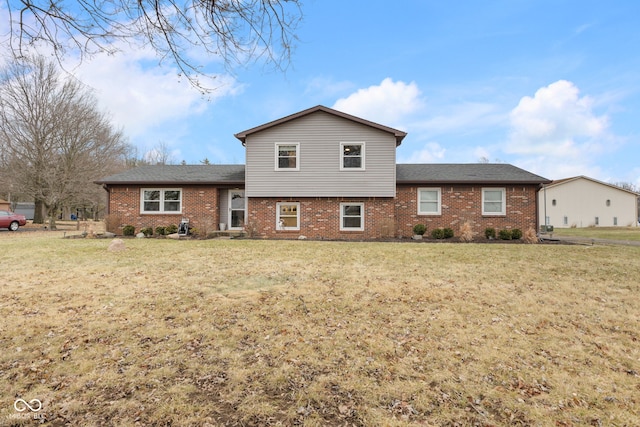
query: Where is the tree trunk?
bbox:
[46,204,58,230]
[33,199,45,224]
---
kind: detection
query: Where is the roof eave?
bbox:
[96,180,245,186]
[397,179,552,185]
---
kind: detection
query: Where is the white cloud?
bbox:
[66,43,240,139]
[332,78,424,128]
[399,142,446,163]
[508,80,609,157]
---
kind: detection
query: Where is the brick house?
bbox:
[96,105,550,239]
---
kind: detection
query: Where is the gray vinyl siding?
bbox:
[245,111,396,197]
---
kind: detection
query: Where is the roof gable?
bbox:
[234,105,407,146]
[545,175,639,196]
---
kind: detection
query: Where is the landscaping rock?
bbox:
[167,233,180,240]
[136,232,145,238]
[107,239,126,252]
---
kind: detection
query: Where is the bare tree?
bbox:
[0,55,127,227]
[144,141,175,165]
[3,0,303,91]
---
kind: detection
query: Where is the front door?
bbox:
[229,190,245,230]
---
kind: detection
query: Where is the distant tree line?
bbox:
[0,56,128,228]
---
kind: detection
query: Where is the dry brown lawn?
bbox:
[1,232,639,426]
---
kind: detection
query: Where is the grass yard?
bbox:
[1,233,639,426]
[552,226,640,242]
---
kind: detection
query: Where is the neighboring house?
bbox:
[539,176,639,228]
[12,202,35,220]
[0,199,10,211]
[97,105,550,239]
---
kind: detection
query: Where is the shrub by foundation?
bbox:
[459,222,474,242]
[140,227,153,237]
[431,228,445,239]
[413,224,426,236]
[122,225,135,236]
[511,229,523,240]
[523,227,539,244]
[498,229,512,240]
[443,228,454,239]
[484,227,496,239]
[155,226,166,236]
[166,224,178,235]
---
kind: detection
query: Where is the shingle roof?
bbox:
[97,163,550,186]
[396,163,551,185]
[95,165,245,185]
[234,105,407,146]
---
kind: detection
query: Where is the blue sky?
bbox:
[6,1,640,186]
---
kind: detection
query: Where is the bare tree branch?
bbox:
[3,0,303,91]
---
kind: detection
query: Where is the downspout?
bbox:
[543,183,547,231]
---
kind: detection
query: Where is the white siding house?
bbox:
[538,176,639,228]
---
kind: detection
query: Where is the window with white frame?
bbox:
[275,143,299,170]
[340,203,364,231]
[276,202,300,230]
[141,189,182,213]
[418,188,441,215]
[482,188,505,215]
[340,142,365,170]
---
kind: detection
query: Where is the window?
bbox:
[141,189,182,213]
[552,199,557,206]
[418,188,441,215]
[606,199,611,207]
[614,217,618,226]
[340,203,364,231]
[595,217,599,225]
[340,142,365,170]
[276,202,300,230]
[563,216,568,226]
[275,143,299,170]
[482,188,505,215]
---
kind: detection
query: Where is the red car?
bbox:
[0,210,27,231]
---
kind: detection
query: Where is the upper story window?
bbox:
[482,188,505,216]
[418,188,441,215]
[275,143,299,170]
[141,189,182,214]
[340,142,365,170]
[276,202,300,231]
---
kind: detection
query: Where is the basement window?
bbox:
[276,202,300,230]
[340,203,364,231]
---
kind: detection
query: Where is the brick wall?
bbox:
[106,185,220,234]
[247,197,396,240]
[106,183,541,239]
[395,184,540,238]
